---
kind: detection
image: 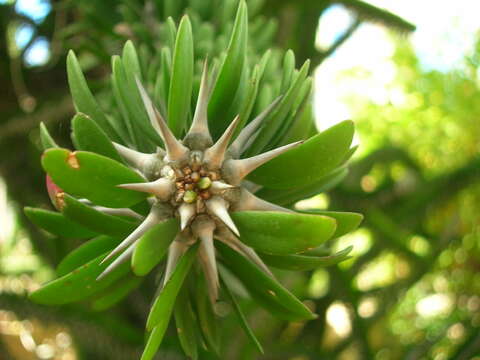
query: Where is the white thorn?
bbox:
[204,115,240,169]
[229,96,282,157]
[100,209,159,264]
[232,188,293,212]
[223,140,303,184]
[92,206,144,220]
[117,178,175,201]
[215,227,274,277]
[135,77,188,161]
[96,243,136,281]
[186,59,212,140]
[113,142,155,170]
[192,217,218,302]
[178,203,196,231]
[163,239,187,285]
[205,196,239,236]
[210,181,235,194]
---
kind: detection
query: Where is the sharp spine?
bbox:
[210,181,235,194]
[205,196,239,236]
[215,227,273,277]
[163,239,187,285]
[232,188,292,212]
[229,96,282,157]
[101,209,159,264]
[117,178,175,201]
[178,203,196,230]
[223,140,303,184]
[93,206,144,220]
[113,142,155,170]
[204,115,240,169]
[184,59,213,146]
[96,244,135,281]
[135,77,188,161]
[192,216,218,302]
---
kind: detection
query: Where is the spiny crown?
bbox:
[97,60,302,304]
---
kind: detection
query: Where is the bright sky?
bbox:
[314,0,480,131]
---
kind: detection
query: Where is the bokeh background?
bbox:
[1,0,479,359]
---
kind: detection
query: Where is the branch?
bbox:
[331,0,416,33]
[0,95,73,141]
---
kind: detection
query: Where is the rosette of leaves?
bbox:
[26,2,362,359]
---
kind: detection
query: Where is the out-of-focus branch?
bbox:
[0,96,73,142]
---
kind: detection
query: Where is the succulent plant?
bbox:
[25,1,362,359]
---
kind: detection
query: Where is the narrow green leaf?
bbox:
[122,40,142,78]
[111,55,138,146]
[41,148,147,208]
[61,194,139,238]
[298,211,363,238]
[174,286,199,360]
[92,275,142,311]
[30,252,130,305]
[247,60,310,154]
[281,102,314,145]
[165,17,177,50]
[141,323,169,360]
[66,51,119,141]
[231,211,337,255]
[71,113,123,163]
[217,242,316,321]
[220,276,263,353]
[24,207,96,238]
[248,120,354,189]
[168,15,194,137]
[154,47,172,117]
[146,244,198,330]
[280,50,295,93]
[193,272,219,354]
[39,122,58,150]
[208,1,248,138]
[57,235,120,276]
[259,246,353,271]
[131,218,180,276]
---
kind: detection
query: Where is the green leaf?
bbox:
[280,49,295,93]
[247,60,310,154]
[259,246,353,271]
[71,113,123,163]
[257,167,348,206]
[122,40,142,78]
[298,211,363,238]
[92,275,142,311]
[57,235,120,276]
[141,324,169,360]
[208,1,248,138]
[39,122,58,150]
[61,194,139,238]
[217,242,316,321]
[131,218,180,276]
[248,120,354,189]
[41,148,147,208]
[167,15,194,137]
[30,252,130,305]
[24,207,96,238]
[146,244,198,330]
[154,47,172,117]
[66,51,119,141]
[193,272,219,354]
[231,211,337,255]
[174,286,199,360]
[220,276,263,353]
